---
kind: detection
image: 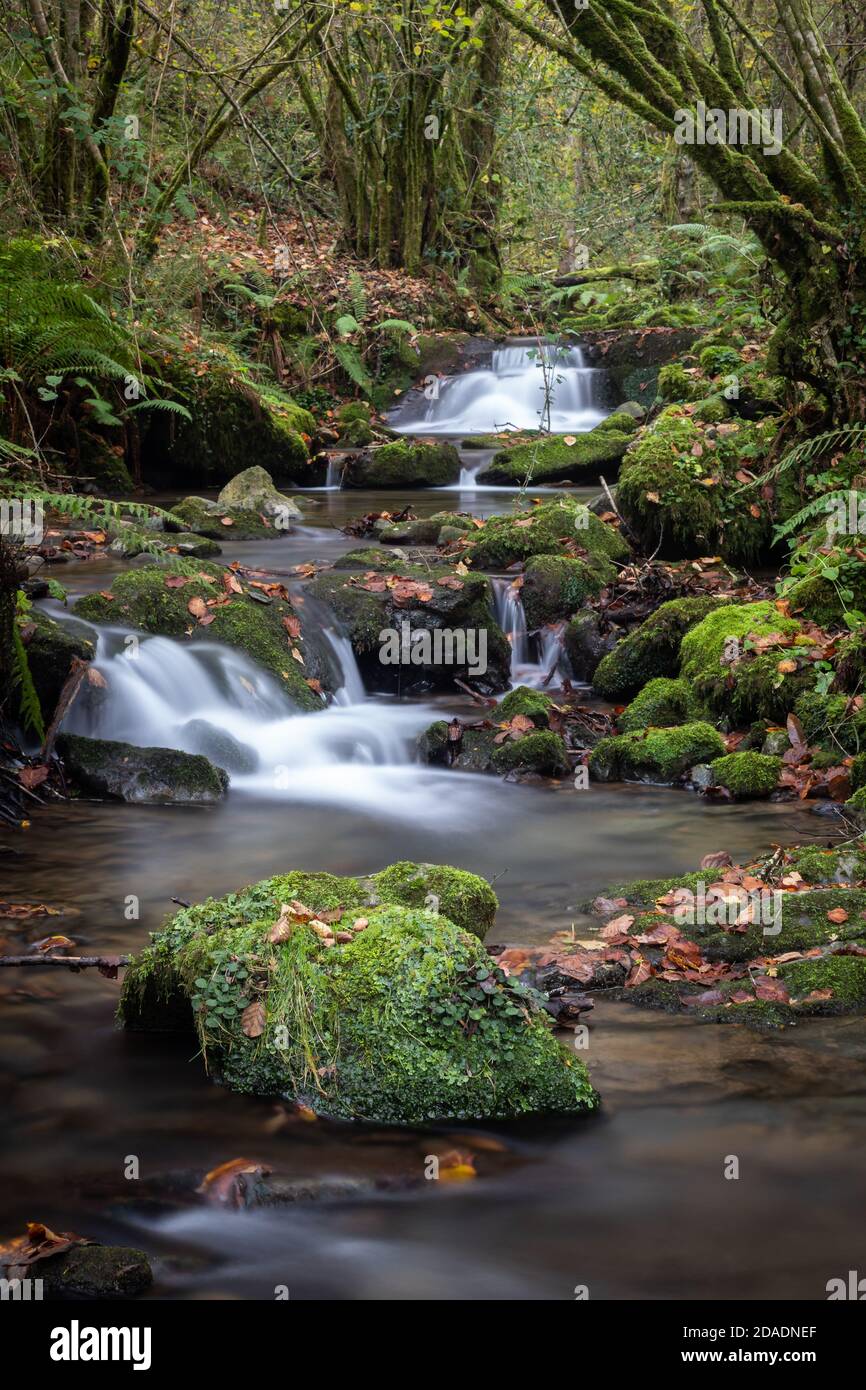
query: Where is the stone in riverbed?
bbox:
[119,865,596,1123]
[345,440,461,488]
[522,552,614,627]
[588,721,726,784]
[22,611,95,723]
[477,424,631,486]
[215,465,302,521]
[57,733,228,803]
[180,719,259,775]
[591,595,725,701]
[1,1244,153,1300]
[464,495,628,571]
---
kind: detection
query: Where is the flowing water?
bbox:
[3,346,866,1301]
[387,340,611,437]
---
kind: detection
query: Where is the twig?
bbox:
[0,954,131,971]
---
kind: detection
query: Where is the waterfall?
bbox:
[325,457,344,490]
[492,578,567,690]
[388,339,610,436]
[54,619,455,818]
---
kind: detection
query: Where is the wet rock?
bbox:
[564,610,610,682]
[20,1245,153,1300]
[216,466,302,522]
[465,495,628,571]
[478,424,630,486]
[119,869,597,1123]
[22,611,95,723]
[523,553,614,627]
[168,495,281,540]
[589,722,726,784]
[346,440,461,488]
[57,733,229,803]
[689,763,716,792]
[181,719,259,774]
[591,595,725,701]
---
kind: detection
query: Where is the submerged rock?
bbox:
[58,733,228,803]
[119,867,596,1123]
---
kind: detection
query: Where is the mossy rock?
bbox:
[371,862,497,937]
[657,363,710,403]
[618,676,701,731]
[625,953,866,1026]
[144,354,315,486]
[28,1244,153,1300]
[691,394,730,423]
[589,722,726,784]
[58,733,228,803]
[592,595,724,701]
[710,751,781,798]
[309,563,510,693]
[418,719,569,777]
[73,562,331,709]
[169,495,279,540]
[215,466,302,522]
[522,552,614,627]
[595,411,640,435]
[169,531,222,558]
[375,511,473,546]
[564,609,609,682]
[23,610,95,723]
[478,426,631,486]
[616,411,782,563]
[679,601,813,724]
[498,685,554,727]
[119,878,597,1123]
[466,495,628,571]
[346,440,461,488]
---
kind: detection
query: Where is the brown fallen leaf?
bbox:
[826,907,849,923]
[197,1158,271,1207]
[19,766,49,790]
[241,1000,266,1037]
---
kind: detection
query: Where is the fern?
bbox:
[333,341,373,392]
[347,271,368,323]
[741,424,866,494]
[12,619,46,742]
[773,490,862,543]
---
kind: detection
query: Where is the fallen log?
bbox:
[0,953,131,975]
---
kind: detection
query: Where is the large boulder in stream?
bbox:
[309,560,511,693]
[344,439,461,488]
[119,864,597,1123]
[418,688,570,779]
[21,611,95,723]
[464,495,629,571]
[478,423,633,486]
[58,733,228,803]
[74,561,338,710]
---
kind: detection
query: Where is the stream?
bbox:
[3,341,866,1301]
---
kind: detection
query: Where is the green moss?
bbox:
[74,562,322,709]
[522,552,613,626]
[23,611,95,723]
[120,878,597,1123]
[371,862,497,938]
[170,496,275,540]
[794,692,866,755]
[349,440,461,488]
[467,495,628,571]
[479,426,631,486]
[498,685,554,727]
[595,411,640,435]
[692,394,730,423]
[592,596,724,700]
[657,362,709,403]
[699,345,742,376]
[618,676,700,731]
[492,729,570,776]
[58,733,228,803]
[710,751,781,798]
[679,601,811,724]
[589,721,726,783]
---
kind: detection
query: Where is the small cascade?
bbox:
[325,457,344,490]
[53,618,453,818]
[492,577,567,690]
[388,339,610,436]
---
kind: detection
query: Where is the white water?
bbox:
[492,578,568,690]
[389,341,609,436]
[55,619,489,823]
[324,457,344,491]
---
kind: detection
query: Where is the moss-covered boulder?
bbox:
[616,410,785,563]
[58,733,228,803]
[74,562,333,709]
[10,1243,154,1300]
[169,495,281,540]
[418,718,569,777]
[309,563,510,693]
[119,874,597,1123]
[371,862,498,937]
[589,722,726,783]
[22,611,95,723]
[336,401,374,447]
[478,426,631,486]
[375,511,473,546]
[592,595,724,701]
[522,552,614,627]
[466,495,628,571]
[564,609,610,682]
[618,676,701,731]
[346,440,461,488]
[710,751,782,798]
[144,353,316,486]
[679,600,813,724]
[498,685,555,727]
[794,691,866,756]
[215,466,302,522]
